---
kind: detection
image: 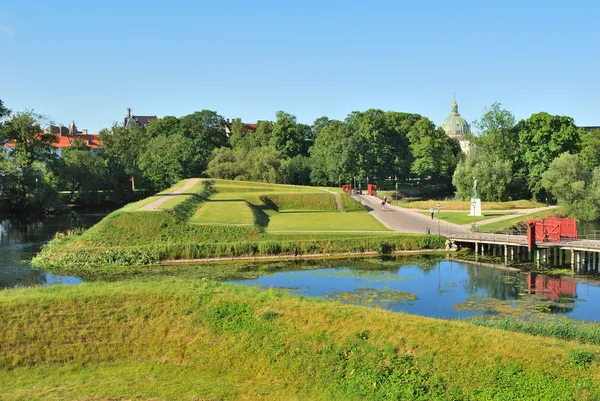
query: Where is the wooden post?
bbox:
[504,244,508,265]
[536,249,540,268]
[571,249,575,272]
[577,252,581,273]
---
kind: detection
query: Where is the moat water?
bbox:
[0,209,112,289]
[2,211,600,322]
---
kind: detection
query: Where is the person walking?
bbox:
[430,207,435,220]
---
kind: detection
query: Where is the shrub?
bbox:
[568,349,595,369]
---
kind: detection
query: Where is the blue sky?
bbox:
[1,1,598,133]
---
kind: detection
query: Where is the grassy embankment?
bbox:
[1,280,600,400]
[33,179,445,274]
[418,211,512,225]
[397,199,544,210]
[476,208,567,233]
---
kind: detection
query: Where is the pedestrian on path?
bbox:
[382,195,388,210]
[430,207,435,220]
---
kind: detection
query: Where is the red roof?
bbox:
[4,133,102,149]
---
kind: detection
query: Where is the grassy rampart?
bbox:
[260,193,338,211]
[1,280,599,400]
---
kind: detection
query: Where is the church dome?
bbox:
[440,99,470,139]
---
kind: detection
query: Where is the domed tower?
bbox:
[440,97,471,153]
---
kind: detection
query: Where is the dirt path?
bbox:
[137,178,201,211]
[319,188,343,211]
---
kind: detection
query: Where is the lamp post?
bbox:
[395,182,398,206]
[437,202,441,235]
[471,198,476,232]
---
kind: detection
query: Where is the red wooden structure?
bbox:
[368,184,377,196]
[527,273,576,301]
[342,184,352,194]
[527,217,578,245]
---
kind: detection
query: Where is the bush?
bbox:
[568,349,595,369]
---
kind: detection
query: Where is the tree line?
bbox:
[1,97,598,220]
[452,102,600,220]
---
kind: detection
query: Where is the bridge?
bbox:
[448,231,600,273]
[353,194,600,272]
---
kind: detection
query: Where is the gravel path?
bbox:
[137,179,201,211]
[319,188,343,211]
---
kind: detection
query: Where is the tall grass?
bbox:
[1,280,599,400]
[340,193,366,212]
[468,318,600,346]
[32,234,447,271]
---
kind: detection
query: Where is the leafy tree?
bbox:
[229,118,249,149]
[0,111,56,167]
[542,153,599,221]
[206,147,243,180]
[99,124,148,186]
[472,102,518,160]
[580,129,600,170]
[278,155,311,185]
[408,117,459,182]
[452,147,513,201]
[310,120,358,185]
[249,120,274,148]
[59,139,110,201]
[0,99,9,121]
[271,111,305,158]
[138,133,195,190]
[517,112,583,200]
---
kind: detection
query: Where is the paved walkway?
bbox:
[354,194,467,236]
[138,178,201,211]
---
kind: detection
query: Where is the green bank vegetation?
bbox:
[418,211,512,225]
[476,208,567,233]
[397,199,544,210]
[33,179,443,272]
[1,280,600,400]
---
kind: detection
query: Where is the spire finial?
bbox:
[451,96,459,115]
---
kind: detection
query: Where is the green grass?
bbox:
[156,179,207,211]
[418,211,513,225]
[398,199,545,210]
[268,211,388,231]
[1,280,599,400]
[190,201,255,225]
[119,179,190,211]
[340,193,366,212]
[476,208,567,233]
[260,193,338,211]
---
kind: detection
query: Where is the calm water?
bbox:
[0,209,112,290]
[230,258,600,322]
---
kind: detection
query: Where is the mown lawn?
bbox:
[189,201,255,225]
[399,199,545,210]
[418,211,513,225]
[267,211,388,231]
[1,280,599,400]
[476,208,566,233]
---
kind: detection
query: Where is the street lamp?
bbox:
[395,182,398,206]
[437,202,441,235]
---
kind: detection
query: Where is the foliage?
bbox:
[542,153,600,221]
[58,140,111,202]
[453,147,514,201]
[568,349,596,369]
[580,128,600,170]
[517,112,583,200]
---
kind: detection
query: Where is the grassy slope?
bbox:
[1,280,599,400]
[261,193,338,211]
[156,179,207,211]
[119,179,190,211]
[417,211,512,225]
[190,201,255,225]
[398,199,545,210]
[477,208,567,233]
[268,211,387,231]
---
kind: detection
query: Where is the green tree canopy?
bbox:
[517,112,583,200]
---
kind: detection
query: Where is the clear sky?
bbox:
[1,0,598,133]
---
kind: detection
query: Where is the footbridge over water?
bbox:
[448,232,600,273]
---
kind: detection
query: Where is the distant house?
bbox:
[123,108,157,128]
[3,121,101,157]
[223,118,257,137]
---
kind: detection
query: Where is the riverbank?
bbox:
[1,279,599,400]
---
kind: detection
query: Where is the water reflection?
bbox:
[230,257,600,323]
[0,209,113,290]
